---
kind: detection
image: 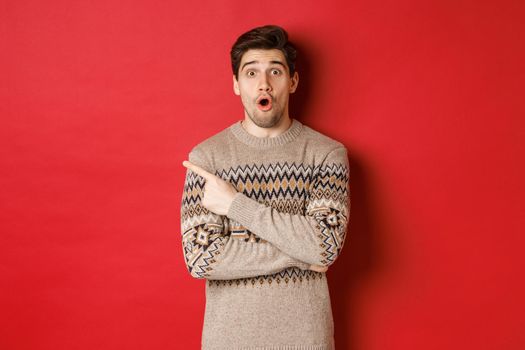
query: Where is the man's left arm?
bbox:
[226,146,350,267]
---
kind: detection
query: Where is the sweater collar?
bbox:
[229,118,303,149]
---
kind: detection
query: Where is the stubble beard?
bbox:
[245,104,283,129]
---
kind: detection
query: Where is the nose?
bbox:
[258,73,272,92]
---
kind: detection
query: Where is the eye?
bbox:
[247,71,256,77]
[271,69,281,75]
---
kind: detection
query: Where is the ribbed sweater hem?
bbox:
[204,344,333,350]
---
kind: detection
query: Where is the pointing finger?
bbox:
[182,160,215,181]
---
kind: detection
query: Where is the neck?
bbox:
[241,116,292,139]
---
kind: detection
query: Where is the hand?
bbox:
[309,264,328,273]
[182,160,238,216]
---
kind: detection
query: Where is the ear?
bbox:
[233,75,240,95]
[289,71,299,94]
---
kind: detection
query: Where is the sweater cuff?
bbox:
[226,192,262,228]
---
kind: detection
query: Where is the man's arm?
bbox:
[226,146,350,267]
[180,147,311,280]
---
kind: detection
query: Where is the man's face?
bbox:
[233,49,299,128]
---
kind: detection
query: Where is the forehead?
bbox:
[240,49,287,67]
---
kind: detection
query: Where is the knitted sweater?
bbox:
[180,118,350,350]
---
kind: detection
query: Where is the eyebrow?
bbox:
[241,60,287,71]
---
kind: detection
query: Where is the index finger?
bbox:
[182,160,215,181]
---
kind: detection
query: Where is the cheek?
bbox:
[238,85,253,99]
[275,88,290,101]
[274,80,291,93]
[239,92,252,106]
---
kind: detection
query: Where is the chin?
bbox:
[253,114,281,128]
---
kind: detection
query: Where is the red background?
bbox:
[1,0,524,349]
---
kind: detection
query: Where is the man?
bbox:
[180,25,350,350]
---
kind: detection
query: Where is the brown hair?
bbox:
[230,25,297,80]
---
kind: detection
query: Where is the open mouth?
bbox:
[256,96,273,111]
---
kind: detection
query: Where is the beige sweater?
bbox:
[180,118,350,350]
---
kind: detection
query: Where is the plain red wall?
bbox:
[1,0,524,349]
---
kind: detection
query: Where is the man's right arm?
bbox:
[180,147,312,280]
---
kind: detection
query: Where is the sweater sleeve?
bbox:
[180,147,311,280]
[226,146,350,267]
